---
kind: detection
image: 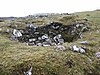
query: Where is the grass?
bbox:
[0,11,100,75]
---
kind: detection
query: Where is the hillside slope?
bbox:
[0,11,100,75]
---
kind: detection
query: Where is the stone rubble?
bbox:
[10,22,90,46]
[13,29,22,37]
[70,45,86,54]
[80,41,89,45]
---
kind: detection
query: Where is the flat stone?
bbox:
[42,42,51,46]
[71,45,80,52]
[80,41,89,45]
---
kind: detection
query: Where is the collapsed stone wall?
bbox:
[11,22,90,46]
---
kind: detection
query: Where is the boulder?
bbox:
[71,45,80,52]
[79,47,86,53]
[80,41,89,45]
[13,29,22,37]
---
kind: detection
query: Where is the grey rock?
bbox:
[42,42,51,46]
[27,42,35,46]
[10,35,17,41]
[79,47,86,53]
[71,45,80,52]
[29,38,36,42]
[41,34,49,40]
[34,32,39,34]
[13,29,22,37]
[27,24,34,28]
[70,45,86,53]
[36,42,43,46]
[54,34,64,45]
[10,22,90,46]
[95,52,100,58]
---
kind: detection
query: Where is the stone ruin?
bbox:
[10,22,90,46]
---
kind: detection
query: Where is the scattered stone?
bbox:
[34,32,39,34]
[95,52,100,58]
[78,32,84,39]
[70,45,86,53]
[10,35,17,41]
[19,30,24,34]
[29,38,36,43]
[13,29,22,37]
[54,34,64,45]
[36,42,43,46]
[41,34,49,40]
[27,23,34,28]
[80,41,89,45]
[27,42,35,46]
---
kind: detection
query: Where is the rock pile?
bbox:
[70,45,86,53]
[10,22,90,46]
[80,41,89,45]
